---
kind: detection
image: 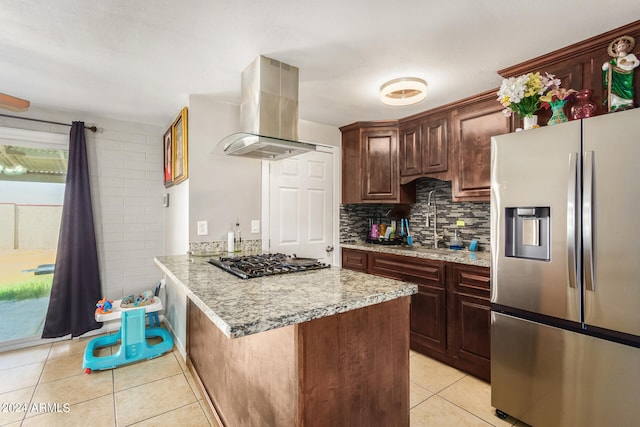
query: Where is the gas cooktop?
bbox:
[208,253,329,280]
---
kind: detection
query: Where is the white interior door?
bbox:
[264,148,335,264]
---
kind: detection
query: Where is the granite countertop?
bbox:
[154,255,417,339]
[341,242,491,268]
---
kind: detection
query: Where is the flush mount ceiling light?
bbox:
[379,77,427,106]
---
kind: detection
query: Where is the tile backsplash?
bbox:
[340,178,490,251]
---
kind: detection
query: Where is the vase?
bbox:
[570,89,598,120]
[523,115,538,130]
[547,100,568,125]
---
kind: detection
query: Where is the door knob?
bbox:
[325,245,334,252]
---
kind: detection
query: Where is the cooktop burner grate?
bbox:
[208,253,329,279]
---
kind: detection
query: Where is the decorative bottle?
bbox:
[227,224,234,253]
[234,219,242,253]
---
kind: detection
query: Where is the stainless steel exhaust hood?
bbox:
[221,55,317,160]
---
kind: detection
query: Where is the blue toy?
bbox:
[83,299,173,373]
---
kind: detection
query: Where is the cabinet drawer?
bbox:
[341,248,368,272]
[369,253,445,286]
[450,264,490,299]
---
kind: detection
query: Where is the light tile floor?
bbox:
[0,337,528,426]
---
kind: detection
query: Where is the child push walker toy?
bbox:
[83,290,173,374]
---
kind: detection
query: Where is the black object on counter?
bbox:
[365,237,403,245]
[208,253,329,279]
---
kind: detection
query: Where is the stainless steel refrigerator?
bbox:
[490,108,640,427]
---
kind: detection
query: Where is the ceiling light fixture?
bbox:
[379,77,427,106]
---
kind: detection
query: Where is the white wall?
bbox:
[299,119,341,148]
[0,107,169,300]
[185,96,341,245]
[187,95,262,243]
[163,180,189,255]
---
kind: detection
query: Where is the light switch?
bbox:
[251,220,260,233]
[197,221,208,236]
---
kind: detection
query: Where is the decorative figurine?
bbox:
[602,35,639,112]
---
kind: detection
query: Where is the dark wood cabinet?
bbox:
[420,113,449,176]
[451,91,512,202]
[448,263,491,381]
[340,122,416,204]
[361,127,400,201]
[356,251,449,358]
[399,112,449,184]
[399,121,421,179]
[341,247,491,381]
[341,247,368,272]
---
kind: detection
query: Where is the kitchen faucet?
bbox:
[426,190,442,248]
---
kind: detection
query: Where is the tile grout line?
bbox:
[22,343,52,424]
[435,374,504,427]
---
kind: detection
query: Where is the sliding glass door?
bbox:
[0,127,67,349]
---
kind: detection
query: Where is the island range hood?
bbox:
[220,55,317,160]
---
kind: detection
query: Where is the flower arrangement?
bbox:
[497,72,561,118]
[540,88,578,110]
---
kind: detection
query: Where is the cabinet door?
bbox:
[420,113,448,175]
[360,128,399,201]
[340,127,362,204]
[448,264,491,381]
[411,285,447,355]
[399,122,421,178]
[452,96,511,201]
[341,248,368,272]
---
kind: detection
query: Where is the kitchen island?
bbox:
[155,255,418,427]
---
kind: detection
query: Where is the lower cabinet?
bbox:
[447,263,491,381]
[342,248,491,382]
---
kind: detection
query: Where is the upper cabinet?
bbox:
[340,20,640,204]
[451,91,512,202]
[399,111,449,184]
[341,121,416,204]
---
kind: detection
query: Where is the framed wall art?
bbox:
[171,107,188,185]
[163,126,173,187]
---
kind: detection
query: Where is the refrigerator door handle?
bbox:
[584,150,595,291]
[567,152,578,289]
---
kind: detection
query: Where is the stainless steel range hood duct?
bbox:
[221,55,317,160]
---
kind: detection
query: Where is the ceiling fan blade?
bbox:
[0,92,30,112]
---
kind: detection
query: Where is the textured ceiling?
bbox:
[1,1,640,128]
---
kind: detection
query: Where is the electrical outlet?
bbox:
[251,220,260,233]
[197,220,208,236]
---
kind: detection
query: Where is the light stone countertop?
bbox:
[341,242,491,268]
[154,255,417,339]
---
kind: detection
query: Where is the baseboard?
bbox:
[160,314,186,360]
